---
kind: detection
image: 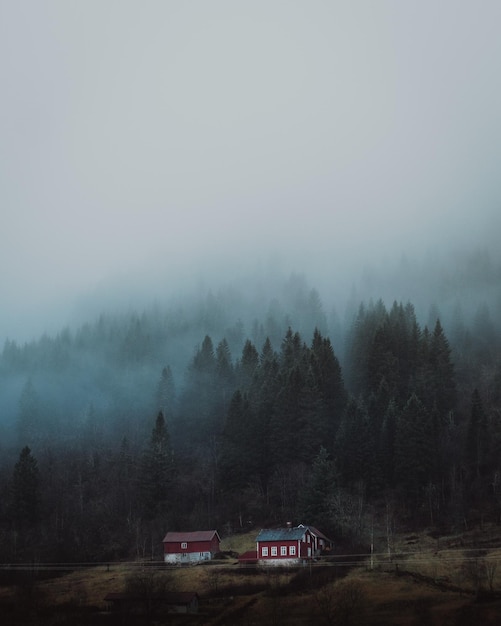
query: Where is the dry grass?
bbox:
[372,524,501,595]
[4,526,501,623]
[220,529,257,555]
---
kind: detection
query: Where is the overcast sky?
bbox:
[1,1,500,342]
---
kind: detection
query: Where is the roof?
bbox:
[256,527,308,542]
[298,524,332,542]
[162,530,221,543]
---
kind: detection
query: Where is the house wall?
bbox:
[163,536,220,563]
[164,550,212,564]
[164,539,219,554]
[257,540,311,563]
[258,557,303,567]
[257,530,313,566]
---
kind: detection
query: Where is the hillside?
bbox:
[2,527,501,624]
[0,262,500,568]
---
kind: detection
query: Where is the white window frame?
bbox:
[262,546,268,557]
[280,546,287,556]
[289,545,296,556]
[181,542,188,549]
[271,546,277,556]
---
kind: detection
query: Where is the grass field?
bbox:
[2,527,501,624]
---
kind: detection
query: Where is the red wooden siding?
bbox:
[162,530,220,555]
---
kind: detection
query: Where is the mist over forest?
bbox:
[1,241,501,562]
[2,1,501,567]
[2,244,500,446]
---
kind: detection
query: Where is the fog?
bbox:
[1,1,501,343]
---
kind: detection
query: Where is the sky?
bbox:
[1,1,500,343]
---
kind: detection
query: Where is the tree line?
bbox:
[0,290,500,562]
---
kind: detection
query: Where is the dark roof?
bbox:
[162,530,221,543]
[256,527,308,542]
[298,524,332,542]
[104,592,198,605]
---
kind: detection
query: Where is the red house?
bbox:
[256,525,315,566]
[297,524,334,556]
[162,530,221,564]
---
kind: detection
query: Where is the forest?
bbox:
[1,249,501,564]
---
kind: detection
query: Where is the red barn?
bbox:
[162,530,221,564]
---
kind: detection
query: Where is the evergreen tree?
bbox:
[466,389,489,481]
[214,338,235,425]
[344,299,387,396]
[113,436,138,521]
[299,447,337,531]
[297,364,324,463]
[429,319,456,417]
[139,412,174,519]
[17,378,40,446]
[177,335,217,445]
[336,397,375,487]
[156,366,176,420]
[280,327,306,373]
[394,394,433,504]
[10,446,40,529]
[259,336,274,359]
[220,390,253,490]
[270,365,305,465]
[237,339,259,390]
[310,329,346,448]
[380,400,398,488]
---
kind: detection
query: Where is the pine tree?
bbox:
[299,447,337,531]
[156,366,176,420]
[139,412,174,519]
[380,400,398,488]
[10,446,40,529]
[220,390,253,490]
[394,394,433,503]
[178,335,217,445]
[310,330,346,448]
[260,337,275,364]
[280,327,306,372]
[214,338,235,426]
[344,299,387,396]
[17,378,40,446]
[237,339,259,390]
[429,319,456,417]
[270,365,304,465]
[336,397,375,487]
[466,389,489,481]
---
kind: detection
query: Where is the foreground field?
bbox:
[2,527,501,624]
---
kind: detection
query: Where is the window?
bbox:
[271,546,277,556]
[262,546,268,557]
[281,546,287,556]
[289,545,296,556]
[181,542,188,549]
